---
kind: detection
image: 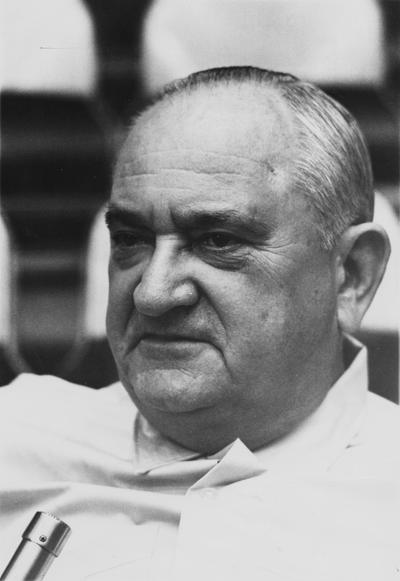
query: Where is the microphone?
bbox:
[0,512,71,580]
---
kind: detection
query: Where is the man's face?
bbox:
[106,86,343,452]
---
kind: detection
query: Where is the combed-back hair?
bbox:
[136,66,374,249]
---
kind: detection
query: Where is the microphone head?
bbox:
[22,512,71,557]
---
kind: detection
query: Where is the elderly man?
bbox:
[0,67,399,580]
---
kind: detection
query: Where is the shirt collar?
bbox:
[131,413,201,475]
[132,337,368,475]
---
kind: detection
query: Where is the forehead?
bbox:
[111,84,303,226]
[120,83,297,179]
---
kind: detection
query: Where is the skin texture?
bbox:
[106,85,357,453]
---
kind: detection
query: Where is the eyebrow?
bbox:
[105,204,147,228]
[105,203,271,238]
[174,208,271,237]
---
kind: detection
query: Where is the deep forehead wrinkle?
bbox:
[117,149,276,178]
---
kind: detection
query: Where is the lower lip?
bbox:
[137,338,208,359]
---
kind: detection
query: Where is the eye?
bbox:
[110,230,154,254]
[197,232,242,250]
[111,231,142,248]
[191,231,249,270]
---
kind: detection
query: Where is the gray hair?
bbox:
[138,66,374,249]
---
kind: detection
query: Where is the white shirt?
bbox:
[0,345,399,580]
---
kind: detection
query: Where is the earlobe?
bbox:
[336,223,390,334]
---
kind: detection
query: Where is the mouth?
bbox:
[136,333,212,360]
[141,333,207,344]
[139,333,209,346]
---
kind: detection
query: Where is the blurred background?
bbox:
[1,0,399,399]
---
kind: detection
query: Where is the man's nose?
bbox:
[133,239,199,317]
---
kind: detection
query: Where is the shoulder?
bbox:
[362,391,400,445]
[339,392,400,477]
[0,371,130,409]
[0,374,136,484]
[0,373,131,426]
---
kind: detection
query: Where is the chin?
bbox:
[128,367,224,414]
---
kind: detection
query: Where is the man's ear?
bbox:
[335,223,391,334]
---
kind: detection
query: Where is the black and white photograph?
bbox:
[1,1,399,579]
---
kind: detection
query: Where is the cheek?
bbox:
[281,268,338,346]
[107,269,135,333]
[223,262,336,353]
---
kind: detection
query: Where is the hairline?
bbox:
[127,67,374,249]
